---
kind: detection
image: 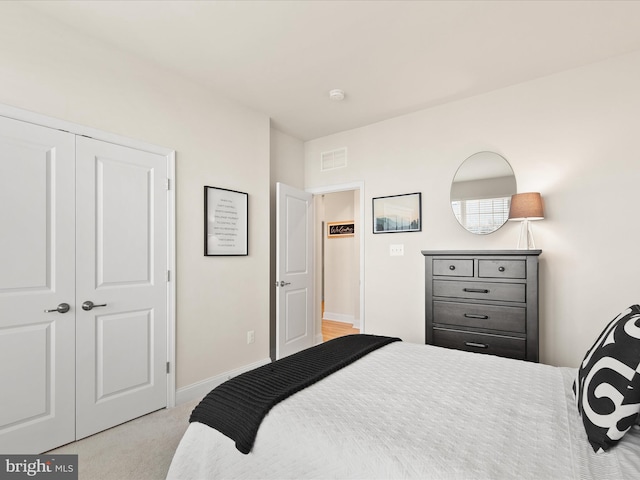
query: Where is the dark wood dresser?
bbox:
[422,250,541,362]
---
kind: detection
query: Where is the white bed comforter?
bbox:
[167,342,635,480]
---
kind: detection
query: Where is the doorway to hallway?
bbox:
[308,182,364,344]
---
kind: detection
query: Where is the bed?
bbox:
[167,307,640,480]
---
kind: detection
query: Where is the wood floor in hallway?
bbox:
[322,319,359,342]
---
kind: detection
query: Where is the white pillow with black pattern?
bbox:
[573,304,640,453]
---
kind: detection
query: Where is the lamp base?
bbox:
[517,219,536,249]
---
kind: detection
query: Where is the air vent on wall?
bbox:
[320,147,347,171]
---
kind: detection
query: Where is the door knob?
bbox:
[82,301,107,311]
[277,281,291,287]
[44,303,70,314]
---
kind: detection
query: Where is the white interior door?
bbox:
[275,183,314,359]
[0,117,76,453]
[75,137,168,439]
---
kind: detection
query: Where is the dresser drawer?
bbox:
[433,327,526,360]
[433,280,526,303]
[433,259,473,277]
[478,259,526,279]
[433,301,526,333]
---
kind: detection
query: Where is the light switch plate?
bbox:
[390,244,404,256]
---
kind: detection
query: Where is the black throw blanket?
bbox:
[189,334,401,454]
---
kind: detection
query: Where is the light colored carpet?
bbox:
[47,399,199,480]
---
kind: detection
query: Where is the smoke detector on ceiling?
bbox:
[329,89,345,101]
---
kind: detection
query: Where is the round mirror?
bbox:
[450,152,516,234]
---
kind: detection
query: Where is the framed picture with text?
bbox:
[372,192,422,234]
[204,186,248,256]
[327,221,355,238]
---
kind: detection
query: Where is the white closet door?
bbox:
[0,117,76,453]
[75,137,168,439]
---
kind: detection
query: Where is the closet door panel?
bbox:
[0,117,76,454]
[97,158,152,286]
[75,137,168,439]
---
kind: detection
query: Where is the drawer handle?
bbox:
[464,313,489,320]
[463,288,490,294]
[498,266,505,272]
[449,265,456,270]
[465,342,489,349]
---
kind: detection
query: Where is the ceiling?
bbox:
[23,0,640,141]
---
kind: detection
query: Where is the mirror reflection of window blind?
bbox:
[451,197,510,234]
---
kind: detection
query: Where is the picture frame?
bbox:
[327,221,355,238]
[372,192,422,234]
[204,186,248,256]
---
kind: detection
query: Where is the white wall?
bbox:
[305,50,640,368]
[0,3,271,389]
[270,128,305,190]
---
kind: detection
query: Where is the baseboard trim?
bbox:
[175,357,271,405]
[322,312,355,324]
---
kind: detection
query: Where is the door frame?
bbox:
[0,103,177,408]
[306,181,365,339]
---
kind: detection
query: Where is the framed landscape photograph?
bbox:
[204,186,248,256]
[372,192,422,234]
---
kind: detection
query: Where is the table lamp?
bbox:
[508,192,544,249]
